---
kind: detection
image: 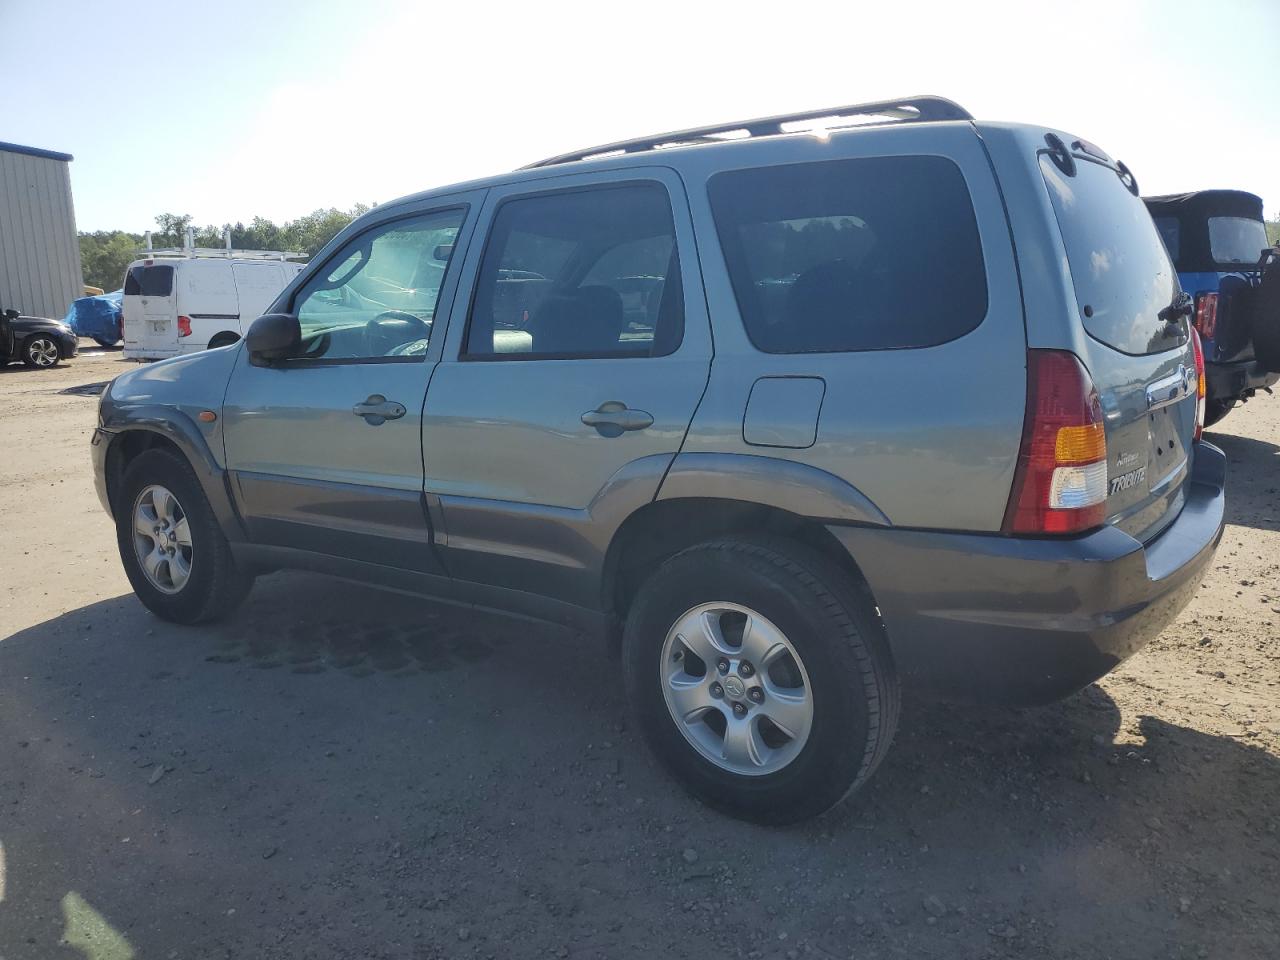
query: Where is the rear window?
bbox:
[708,156,988,353]
[123,264,174,297]
[1040,156,1182,356]
[1209,216,1270,266]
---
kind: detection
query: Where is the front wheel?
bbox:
[116,448,252,623]
[622,537,899,824]
[21,336,61,368]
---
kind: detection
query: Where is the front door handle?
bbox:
[581,401,654,437]
[352,394,406,425]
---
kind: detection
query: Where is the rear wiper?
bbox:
[1158,292,1193,324]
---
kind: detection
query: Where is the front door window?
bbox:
[291,208,466,361]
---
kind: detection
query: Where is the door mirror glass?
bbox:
[3,308,19,320]
[246,312,302,367]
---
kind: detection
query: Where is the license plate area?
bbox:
[1146,407,1188,493]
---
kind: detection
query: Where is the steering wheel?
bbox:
[363,311,431,356]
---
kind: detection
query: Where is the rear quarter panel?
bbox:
[672,122,1028,531]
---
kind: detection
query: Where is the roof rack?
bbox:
[137,227,305,261]
[523,95,972,169]
[138,247,305,261]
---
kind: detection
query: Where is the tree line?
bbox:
[79,206,371,291]
[76,208,1280,293]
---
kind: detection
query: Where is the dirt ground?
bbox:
[0,346,1276,960]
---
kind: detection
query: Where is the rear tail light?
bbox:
[1193,293,1218,339]
[1003,350,1109,535]
[1190,327,1206,441]
[177,316,192,337]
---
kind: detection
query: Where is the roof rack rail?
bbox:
[523,95,972,169]
[137,247,306,261]
[136,227,306,262]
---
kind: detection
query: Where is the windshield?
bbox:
[1040,155,1182,355]
[1208,216,1270,265]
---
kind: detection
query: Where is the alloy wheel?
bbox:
[131,484,193,594]
[27,338,59,367]
[660,602,814,776]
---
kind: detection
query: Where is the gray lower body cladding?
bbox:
[827,442,1226,705]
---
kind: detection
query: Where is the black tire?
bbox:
[115,448,252,624]
[1248,257,1280,372]
[622,537,899,824]
[92,336,121,348]
[20,336,60,368]
[1203,397,1236,428]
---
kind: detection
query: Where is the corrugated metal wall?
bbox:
[0,148,83,320]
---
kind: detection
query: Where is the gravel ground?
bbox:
[1,347,1277,960]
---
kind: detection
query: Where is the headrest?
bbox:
[532,285,625,354]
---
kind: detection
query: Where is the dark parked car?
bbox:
[1145,190,1279,425]
[0,307,79,367]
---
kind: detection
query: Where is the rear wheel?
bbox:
[21,336,60,368]
[92,336,120,348]
[1203,397,1236,428]
[622,537,899,824]
[116,448,252,623]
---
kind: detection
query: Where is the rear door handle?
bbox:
[352,394,406,425]
[581,401,654,437]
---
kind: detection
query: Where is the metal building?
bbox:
[0,141,83,320]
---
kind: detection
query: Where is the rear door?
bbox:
[178,260,239,349]
[231,262,290,334]
[1040,153,1198,542]
[122,262,177,356]
[421,168,712,606]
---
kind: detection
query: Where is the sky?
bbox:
[2,0,1278,233]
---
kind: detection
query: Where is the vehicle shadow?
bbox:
[1205,427,1280,532]
[1,573,1276,959]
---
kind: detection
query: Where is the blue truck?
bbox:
[1145,190,1279,426]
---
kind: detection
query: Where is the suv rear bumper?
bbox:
[1206,358,1278,401]
[827,441,1226,705]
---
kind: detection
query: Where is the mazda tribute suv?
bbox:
[92,97,1226,823]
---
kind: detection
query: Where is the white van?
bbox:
[122,252,306,360]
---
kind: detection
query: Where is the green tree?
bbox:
[78,230,143,290]
[79,203,373,287]
[1267,219,1279,246]
[153,212,193,247]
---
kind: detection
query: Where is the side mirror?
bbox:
[3,308,19,320]
[246,313,301,367]
[433,243,454,261]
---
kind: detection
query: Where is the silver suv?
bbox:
[93,97,1226,823]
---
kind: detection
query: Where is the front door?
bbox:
[421,170,712,606]
[222,197,480,572]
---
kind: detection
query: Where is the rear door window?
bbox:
[123,264,174,297]
[707,156,988,353]
[1208,217,1270,266]
[465,183,684,358]
[1040,155,1182,355]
